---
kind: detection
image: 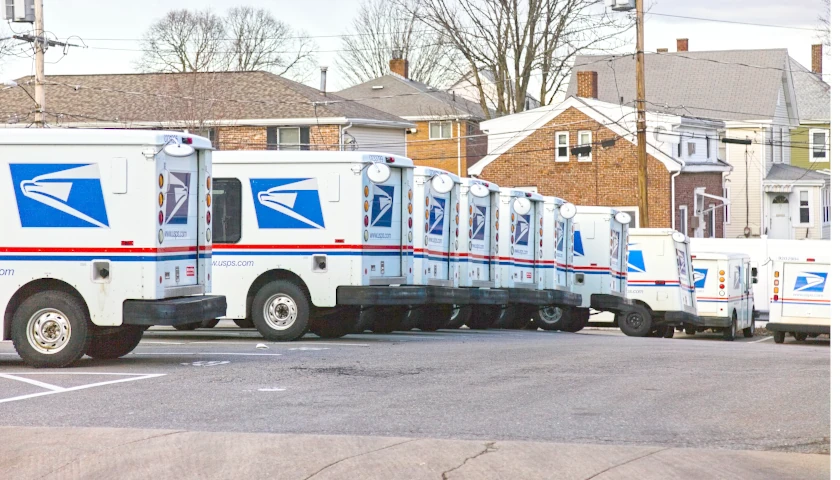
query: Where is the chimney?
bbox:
[656,48,668,53]
[320,66,328,94]
[677,38,689,52]
[389,50,409,79]
[576,71,598,99]
[812,44,823,78]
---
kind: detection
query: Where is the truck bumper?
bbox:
[591,294,635,314]
[766,323,830,335]
[426,286,472,305]
[464,288,509,305]
[662,310,703,326]
[692,316,732,328]
[508,288,582,307]
[336,286,429,306]
[123,295,227,326]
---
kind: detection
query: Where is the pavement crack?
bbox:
[583,447,670,480]
[441,441,498,480]
[38,430,186,479]
[301,438,417,480]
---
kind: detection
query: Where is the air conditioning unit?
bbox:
[605,0,635,12]
[4,0,34,23]
[690,216,702,229]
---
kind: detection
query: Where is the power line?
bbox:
[647,12,820,32]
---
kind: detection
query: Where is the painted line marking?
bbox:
[257,388,287,392]
[139,341,186,345]
[0,374,64,391]
[288,347,329,351]
[132,352,283,356]
[750,336,775,343]
[181,361,230,367]
[0,373,166,404]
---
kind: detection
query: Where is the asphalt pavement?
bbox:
[0,323,830,479]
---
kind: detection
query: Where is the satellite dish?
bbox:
[431,174,455,194]
[367,163,391,183]
[469,183,490,198]
[163,143,196,157]
[614,212,632,225]
[512,197,531,216]
[559,202,577,219]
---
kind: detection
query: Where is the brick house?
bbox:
[469,72,731,237]
[337,57,488,176]
[0,71,413,155]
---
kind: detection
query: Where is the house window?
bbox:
[429,121,453,139]
[709,207,716,238]
[723,186,730,224]
[822,187,830,224]
[211,178,242,244]
[810,129,829,162]
[687,142,696,156]
[555,132,569,162]
[798,189,811,225]
[267,127,310,150]
[678,205,688,235]
[577,131,592,162]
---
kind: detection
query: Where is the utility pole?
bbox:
[33,0,45,127]
[634,0,649,227]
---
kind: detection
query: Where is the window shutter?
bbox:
[300,127,310,151]
[266,127,277,150]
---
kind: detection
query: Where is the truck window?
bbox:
[212,178,242,244]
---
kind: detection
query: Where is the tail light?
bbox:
[774,271,779,277]
[774,287,779,294]
[774,295,779,301]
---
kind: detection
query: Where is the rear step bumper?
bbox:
[766,323,830,335]
[507,288,582,307]
[591,294,636,314]
[662,310,703,326]
[123,295,227,326]
[337,286,429,306]
[464,288,509,305]
[426,286,471,305]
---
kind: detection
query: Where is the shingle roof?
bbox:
[337,74,487,120]
[789,58,831,122]
[765,163,829,182]
[0,71,410,126]
[566,49,794,122]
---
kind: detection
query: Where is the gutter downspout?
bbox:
[457,121,462,177]
[671,170,680,230]
[340,121,353,151]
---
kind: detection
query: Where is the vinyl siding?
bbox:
[791,124,831,170]
[346,126,406,156]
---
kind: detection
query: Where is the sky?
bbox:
[0,0,830,93]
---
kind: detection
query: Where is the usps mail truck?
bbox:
[767,256,830,343]
[622,229,700,337]
[470,188,581,329]
[399,167,469,331]
[688,252,756,340]
[530,196,579,328]
[211,151,426,341]
[541,207,634,331]
[448,178,508,328]
[0,130,226,368]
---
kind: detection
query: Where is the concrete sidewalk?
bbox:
[0,427,828,479]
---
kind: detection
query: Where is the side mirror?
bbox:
[431,174,455,194]
[614,212,632,225]
[366,163,392,183]
[469,183,490,198]
[559,202,577,219]
[512,197,531,216]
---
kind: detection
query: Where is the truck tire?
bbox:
[399,307,423,331]
[560,309,588,333]
[510,307,536,330]
[354,308,376,333]
[492,305,520,329]
[86,326,145,359]
[310,307,358,339]
[173,322,200,331]
[617,309,652,337]
[663,325,675,338]
[251,280,310,341]
[446,305,471,329]
[773,331,786,344]
[200,319,219,329]
[11,290,92,368]
[794,332,808,342]
[466,305,501,329]
[416,305,454,331]
[535,306,565,331]
[234,319,254,329]
[723,314,737,341]
[371,307,405,333]
[743,316,755,338]
[684,324,696,335]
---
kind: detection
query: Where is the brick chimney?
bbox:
[576,71,598,99]
[389,50,409,79]
[677,38,689,52]
[812,44,823,78]
[656,48,668,53]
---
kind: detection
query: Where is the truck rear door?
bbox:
[675,243,693,309]
[781,262,830,319]
[364,164,404,279]
[160,153,199,288]
[469,188,492,282]
[692,260,717,316]
[512,205,536,285]
[554,210,570,288]
[608,221,626,295]
[426,190,451,281]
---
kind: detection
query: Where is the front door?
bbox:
[768,194,791,239]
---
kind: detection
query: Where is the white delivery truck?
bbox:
[767,256,830,343]
[448,178,508,328]
[398,167,469,331]
[470,188,581,329]
[0,130,226,368]
[211,151,426,340]
[621,228,700,337]
[689,252,756,340]
[539,206,634,331]
[531,196,579,328]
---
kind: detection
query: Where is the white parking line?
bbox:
[0,373,166,404]
[131,352,283,356]
[0,374,64,391]
[750,336,775,343]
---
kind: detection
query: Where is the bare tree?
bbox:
[336,0,463,88]
[224,6,317,81]
[414,0,632,115]
[137,9,227,73]
[818,0,830,50]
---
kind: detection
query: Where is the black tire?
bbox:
[11,290,92,368]
[773,331,786,344]
[310,307,358,339]
[446,305,472,329]
[234,319,255,329]
[416,305,454,331]
[353,308,376,333]
[663,325,675,338]
[251,280,310,341]
[200,319,220,329]
[723,314,737,341]
[399,307,423,331]
[535,306,565,331]
[509,307,536,330]
[173,322,200,331]
[371,306,405,333]
[86,326,145,359]
[617,308,652,337]
[743,315,755,338]
[492,305,521,329]
[684,324,696,335]
[560,308,588,333]
[466,305,501,329]
[794,332,808,342]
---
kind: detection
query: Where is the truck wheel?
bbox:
[794,332,808,342]
[684,324,696,335]
[535,306,565,331]
[446,305,471,329]
[354,308,376,333]
[416,305,454,331]
[371,307,404,333]
[492,305,520,329]
[663,326,675,338]
[560,309,588,333]
[773,331,786,343]
[11,291,92,368]
[200,319,219,329]
[617,309,652,337]
[86,326,145,359]
[310,307,358,339]
[234,319,255,329]
[251,280,310,341]
[510,307,536,330]
[399,307,423,331]
[743,316,755,338]
[173,322,200,331]
[466,306,501,329]
[723,314,737,341]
